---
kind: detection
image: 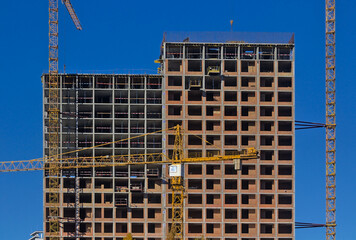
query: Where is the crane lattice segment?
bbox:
[48,0,60,239]
[326,0,336,239]
[62,0,82,30]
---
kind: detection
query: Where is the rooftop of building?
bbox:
[163,31,294,44]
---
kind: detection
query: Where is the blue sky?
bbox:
[0,0,355,239]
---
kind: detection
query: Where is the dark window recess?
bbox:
[206,194,219,204]
[260,92,274,102]
[261,180,274,190]
[241,194,254,204]
[225,135,237,145]
[278,121,292,131]
[168,91,182,101]
[225,180,237,189]
[278,107,292,117]
[279,165,292,175]
[260,121,274,131]
[224,77,237,87]
[260,77,273,87]
[225,106,237,116]
[188,165,202,175]
[225,91,237,101]
[168,120,182,128]
[278,77,292,87]
[278,92,292,102]
[260,195,274,204]
[278,61,292,72]
[168,76,182,86]
[261,150,274,161]
[261,136,274,146]
[225,209,237,219]
[225,194,237,204]
[188,121,202,131]
[168,106,181,115]
[241,61,255,72]
[206,91,220,101]
[188,195,202,204]
[279,209,292,219]
[206,121,220,131]
[241,165,254,175]
[188,135,202,145]
[278,224,293,234]
[168,60,182,72]
[188,60,202,72]
[225,121,237,131]
[241,209,249,219]
[241,121,255,131]
[261,165,273,175]
[279,150,292,160]
[278,180,292,190]
[206,165,220,175]
[225,165,237,175]
[261,209,273,219]
[224,61,237,72]
[188,224,202,233]
[260,61,274,72]
[278,195,292,204]
[188,106,202,116]
[242,224,249,233]
[278,136,292,146]
[241,77,255,87]
[188,209,202,219]
[241,135,255,145]
[261,224,273,234]
[241,106,255,116]
[188,91,202,101]
[225,224,238,234]
[260,106,274,117]
[241,92,255,102]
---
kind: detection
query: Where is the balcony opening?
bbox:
[261,165,273,175]
[168,76,182,86]
[261,195,274,205]
[278,224,293,234]
[206,120,220,131]
[278,180,292,190]
[278,61,292,73]
[188,223,202,233]
[278,121,292,131]
[261,150,274,161]
[188,209,202,219]
[260,180,274,190]
[168,106,182,116]
[188,135,202,145]
[188,91,202,101]
[225,224,238,234]
[188,194,202,204]
[241,106,255,116]
[261,209,273,219]
[188,179,202,190]
[261,136,274,146]
[206,165,220,175]
[260,61,274,72]
[188,121,202,131]
[279,209,292,219]
[260,224,273,234]
[278,92,292,102]
[168,91,182,101]
[260,106,274,117]
[278,195,292,204]
[260,121,274,131]
[279,165,292,175]
[225,106,237,116]
[241,92,255,102]
[206,106,220,116]
[224,77,237,87]
[188,106,202,116]
[278,107,292,117]
[278,77,292,87]
[224,60,237,72]
[225,194,237,204]
[168,60,182,72]
[278,136,292,146]
[188,60,202,72]
[225,209,237,219]
[260,92,274,102]
[225,135,237,145]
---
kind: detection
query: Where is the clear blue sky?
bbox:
[0,0,355,239]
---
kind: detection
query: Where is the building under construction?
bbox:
[43,32,295,240]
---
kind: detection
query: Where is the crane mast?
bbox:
[47,0,81,239]
[325,0,336,239]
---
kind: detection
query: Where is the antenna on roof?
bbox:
[230,20,234,32]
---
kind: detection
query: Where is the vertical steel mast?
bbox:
[325,0,336,239]
[48,0,60,239]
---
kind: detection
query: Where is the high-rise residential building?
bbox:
[43,32,295,240]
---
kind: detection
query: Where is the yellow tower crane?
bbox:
[48,0,81,239]
[0,126,258,239]
[325,0,336,239]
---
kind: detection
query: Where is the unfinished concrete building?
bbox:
[43,32,295,240]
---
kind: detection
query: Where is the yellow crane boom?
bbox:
[0,126,258,240]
